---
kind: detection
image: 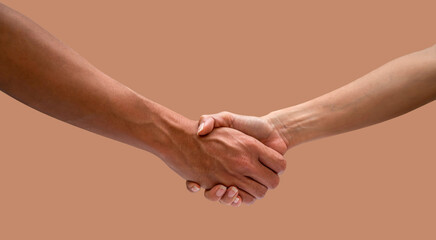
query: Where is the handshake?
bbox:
[1,3,435,208]
[161,111,289,207]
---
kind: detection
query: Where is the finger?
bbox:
[238,176,268,200]
[204,185,227,202]
[237,188,256,205]
[197,112,235,136]
[218,186,239,205]
[231,196,242,207]
[248,161,280,189]
[186,181,201,193]
[197,116,215,135]
[257,143,287,175]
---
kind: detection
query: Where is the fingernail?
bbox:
[197,123,204,134]
[228,187,237,197]
[191,185,200,192]
[216,186,226,197]
[233,197,240,204]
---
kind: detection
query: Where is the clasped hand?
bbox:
[170,112,288,207]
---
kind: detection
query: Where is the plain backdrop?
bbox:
[0,1,435,239]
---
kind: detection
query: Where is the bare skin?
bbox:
[188,45,436,205]
[0,3,287,205]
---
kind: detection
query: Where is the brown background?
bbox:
[1,1,435,239]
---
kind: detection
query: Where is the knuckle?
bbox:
[219,111,231,116]
[199,114,210,123]
[248,137,258,146]
[218,111,234,126]
[243,137,257,149]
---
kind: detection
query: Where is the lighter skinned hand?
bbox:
[186,112,288,206]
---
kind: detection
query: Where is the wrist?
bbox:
[264,110,298,149]
[112,93,196,163]
[142,106,202,180]
[150,109,197,164]
[138,100,197,161]
[265,102,326,149]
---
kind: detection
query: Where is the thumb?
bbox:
[197,116,215,136]
[197,111,235,136]
[186,180,201,193]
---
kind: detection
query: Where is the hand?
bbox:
[185,112,288,206]
[165,118,286,205]
[198,112,288,154]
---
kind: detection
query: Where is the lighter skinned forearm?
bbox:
[269,45,436,148]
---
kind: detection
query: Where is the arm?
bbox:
[198,45,436,149]
[270,45,436,148]
[190,44,436,201]
[0,3,286,205]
